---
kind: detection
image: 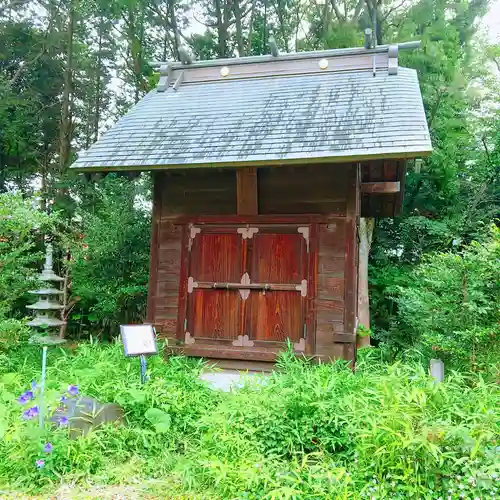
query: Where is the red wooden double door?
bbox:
[181,224,311,356]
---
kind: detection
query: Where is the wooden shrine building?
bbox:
[70,41,432,365]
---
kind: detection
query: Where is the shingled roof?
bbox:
[70,43,432,172]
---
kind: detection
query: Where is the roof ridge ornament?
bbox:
[268,35,279,57]
[388,44,398,75]
[157,63,172,92]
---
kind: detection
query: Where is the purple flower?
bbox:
[67,385,79,396]
[35,459,45,469]
[43,442,53,453]
[17,391,34,405]
[60,395,67,403]
[58,416,69,426]
[22,406,39,420]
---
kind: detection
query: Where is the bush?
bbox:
[0,193,54,319]
[0,319,31,350]
[395,226,500,371]
[178,354,499,498]
[68,176,151,337]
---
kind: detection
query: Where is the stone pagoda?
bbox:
[27,244,66,345]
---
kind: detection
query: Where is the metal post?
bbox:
[39,346,48,428]
[140,355,147,384]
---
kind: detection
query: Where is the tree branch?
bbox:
[353,0,364,21]
[382,0,408,22]
[492,57,500,73]
[0,0,26,16]
[8,4,58,87]
[329,0,345,22]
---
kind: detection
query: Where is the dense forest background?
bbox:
[0,0,499,367]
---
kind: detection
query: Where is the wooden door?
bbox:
[245,228,308,350]
[185,227,244,345]
[183,224,310,357]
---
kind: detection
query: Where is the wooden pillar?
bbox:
[236,167,258,215]
[146,172,162,323]
[344,164,360,346]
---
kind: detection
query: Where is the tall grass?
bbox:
[0,342,498,498]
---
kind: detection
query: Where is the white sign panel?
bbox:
[120,324,158,357]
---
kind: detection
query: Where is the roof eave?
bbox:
[70,148,433,173]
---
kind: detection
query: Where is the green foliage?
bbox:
[0,319,30,347]
[68,176,151,336]
[0,340,217,491]
[0,1,499,494]
[0,340,498,497]
[368,0,499,344]
[395,227,500,371]
[0,193,55,318]
[178,353,499,498]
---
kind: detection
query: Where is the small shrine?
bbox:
[27,244,66,345]
[70,41,432,366]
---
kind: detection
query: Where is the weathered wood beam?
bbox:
[360,181,400,194]
[236,167,258,215]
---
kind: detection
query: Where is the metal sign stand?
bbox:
[139,355,148,384]
[120,325,158,385]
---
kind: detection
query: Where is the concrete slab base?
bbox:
[199,370,269,392]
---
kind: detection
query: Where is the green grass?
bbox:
[0,341,498,499]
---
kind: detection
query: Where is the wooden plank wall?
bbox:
[313,165,359,363]
[148,164,359,362]
[258,165,348,215]
[160,169,237,215]
[316,219,347,357]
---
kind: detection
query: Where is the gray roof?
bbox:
[71,67,431,171]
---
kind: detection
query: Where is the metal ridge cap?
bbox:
[149,41,421,70]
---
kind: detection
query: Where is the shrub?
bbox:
[396,226,500,371]
[68,176,151,337]
[176,354,499,498]
[0,193,54,319]
[0,319,31,351]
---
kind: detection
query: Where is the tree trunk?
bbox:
[215,0,227,57]
[358,217,375,347]
[263,0,267,51]
[168,0,180,60]
[276,0,290,52]
[233,0,244,56]
[59,1,75,173]
[247,0,256,55]
[93,14,104,142]
[125,4,145,104]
